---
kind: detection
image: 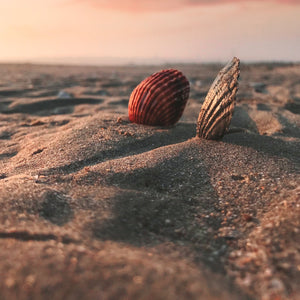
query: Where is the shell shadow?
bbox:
[90,151,231,272]
[275,114,300,139]
[223,131,300,163]
[231,106,259,134]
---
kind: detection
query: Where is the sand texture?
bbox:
[0,62,299,300]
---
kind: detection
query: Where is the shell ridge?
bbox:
[156,85,190,124]
[204,100,235,139]
[145,71,187,124]
[200,83,235,135]
[129,85,140,122]
[144,71,179,124]
[130,71,167,123]
[196,57,240,139]
[128,69,189,126]
[150,83,189,125]
[196,79,226,133]
[142,70,178,124]
[149,81,188,120]
[200,84,236,137]
[135,71,166,124]
[145,71,188,125]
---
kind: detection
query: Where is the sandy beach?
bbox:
[0,62,299,300]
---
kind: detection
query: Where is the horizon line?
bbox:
[0,56,299,67]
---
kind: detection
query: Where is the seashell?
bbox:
[128,69,190,126]
[196,57,240,140]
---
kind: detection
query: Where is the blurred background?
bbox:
[0,0,300,65]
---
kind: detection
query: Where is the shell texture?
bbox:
[128,69,190,126]
[196,57,240,140]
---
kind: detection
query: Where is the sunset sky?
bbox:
[1,0,300,64]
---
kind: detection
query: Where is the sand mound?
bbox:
[0,63,299,300]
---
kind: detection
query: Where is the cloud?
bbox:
[75,0,300,12]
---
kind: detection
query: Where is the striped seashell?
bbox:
[128,69,190,126]
[196,57,240,140]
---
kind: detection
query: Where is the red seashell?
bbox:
[128,69,190,126]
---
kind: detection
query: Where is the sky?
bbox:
[0,0,300,65]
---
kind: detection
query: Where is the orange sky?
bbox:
[0,0,300,64]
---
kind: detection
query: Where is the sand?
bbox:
[0,62,299,300]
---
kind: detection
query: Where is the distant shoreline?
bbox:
[0,59,299,68]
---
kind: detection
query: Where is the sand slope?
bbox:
[0,63,299,300]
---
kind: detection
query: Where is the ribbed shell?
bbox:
[196,57,240,140]
[128,69,190,126]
